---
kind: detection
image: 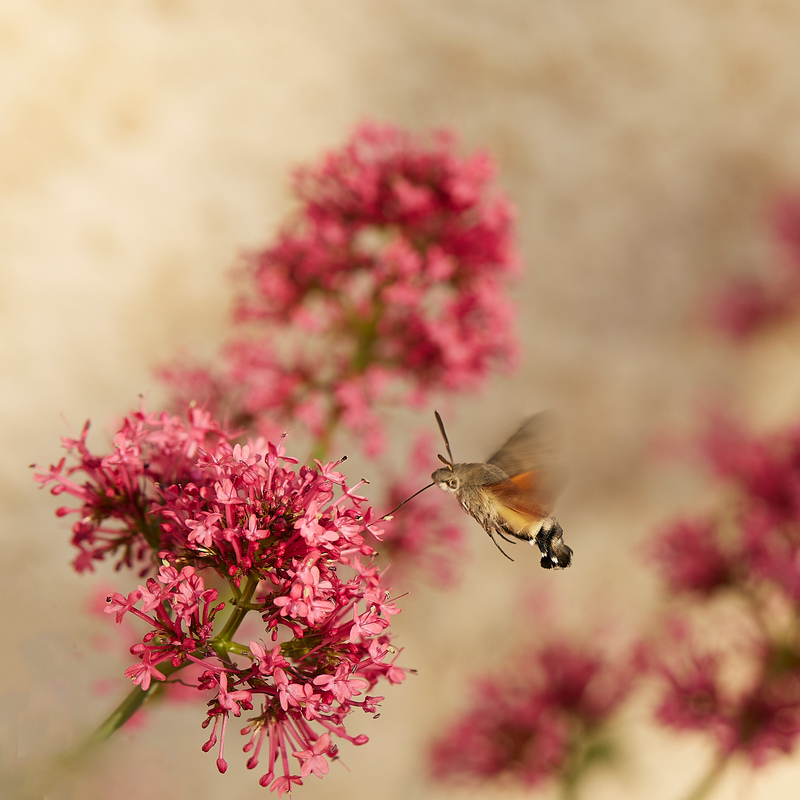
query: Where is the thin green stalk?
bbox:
[5,660,191,800]
[85,659,188,748]
[213,574,259,650]
[679,756,729,800]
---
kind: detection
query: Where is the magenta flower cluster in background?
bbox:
[429,410,800,797]
[431,639,634,791]
[648,415,800,768]
[161,122,520,457]
[37,405,403,793]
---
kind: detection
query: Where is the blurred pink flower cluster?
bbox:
[37,404,404,793]
[709,194,800,339]
[162,121,520,456]
[379,432,465,587]
[430,640,634,790]
[648,415,800,767]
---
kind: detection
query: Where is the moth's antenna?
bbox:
[380,482,435,520]
[434,410,455,470]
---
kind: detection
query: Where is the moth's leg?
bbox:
[495,528,519,545]
[486,529,514,561]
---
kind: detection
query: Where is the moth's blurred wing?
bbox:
[487,412,567,510]
[484,477,551,529]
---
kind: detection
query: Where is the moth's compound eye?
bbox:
[447,478,458,489]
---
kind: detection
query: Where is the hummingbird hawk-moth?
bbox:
[431,411,572,569]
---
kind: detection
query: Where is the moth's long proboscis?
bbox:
[380,481,436,520]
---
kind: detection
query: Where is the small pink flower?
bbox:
[313,664,369,703]
[293,733,332,778]
[349,609,388,643]
[249,641,288,676]
[124,650,166,692]
[215,672,252,717]
[104,591,141,623]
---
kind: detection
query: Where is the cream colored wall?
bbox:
[4,2,800,798]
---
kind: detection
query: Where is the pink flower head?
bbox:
[651,624,800,768]
[37,403,403,791]
[431,637,635,788]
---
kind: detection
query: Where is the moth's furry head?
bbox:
[432,462,508,493]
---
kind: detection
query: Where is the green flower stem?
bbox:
[11,574,266,799]
[212,574,259,652]
[227,641,257,658]
[87,576,261,749]
[679,756,729,800]
[85,660,185,748]
[86,576,261,749]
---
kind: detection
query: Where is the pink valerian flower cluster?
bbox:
[430,641,634,789]
[649,415,800,599]
[709,193,800,339]
[36,404,404,793]
[652,625,800,767]
[647,414,800,767]
[160,121,521,455]
[379,431,466,586]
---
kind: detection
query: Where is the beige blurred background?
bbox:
[5,2,800,798]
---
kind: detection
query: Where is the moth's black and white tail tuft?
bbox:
[535,517,572,570]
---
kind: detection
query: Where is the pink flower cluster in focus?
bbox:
[36,404,404,793]
[648,415,800,766]
[430,641,633,788]
[162,122,520,454]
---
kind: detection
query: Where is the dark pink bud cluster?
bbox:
[36,404,404,792]
[161,121,521,455]
[430,641,633,788]
[648,415,800,766]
